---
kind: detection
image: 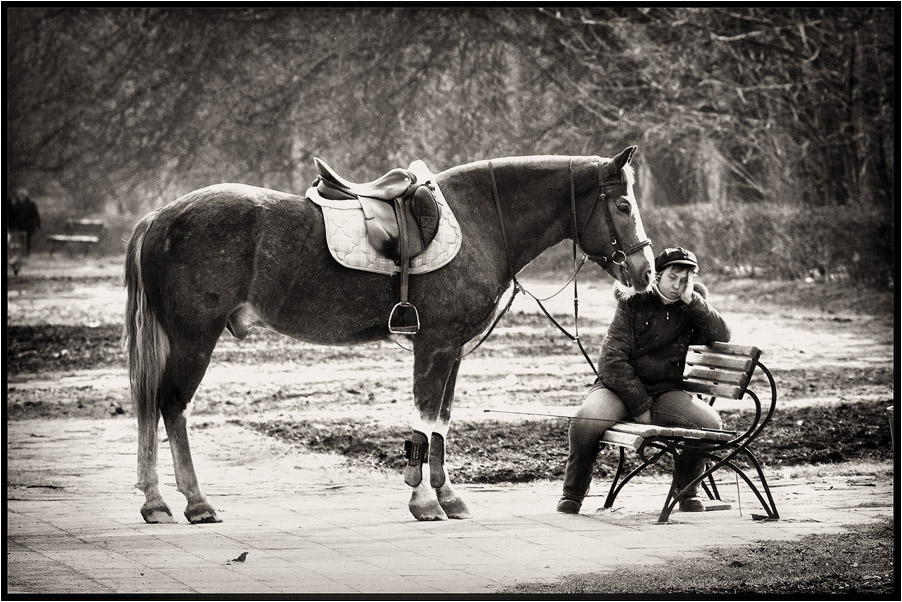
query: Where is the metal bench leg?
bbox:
[659,447,779,523]
[603,447,628,508]
[605,446,667,509]
[658,480,681,523]
[723,449,780,520]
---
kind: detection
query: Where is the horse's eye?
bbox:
[616,202,631,214]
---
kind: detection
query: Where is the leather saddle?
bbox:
[313,157,441,261]
[312,157,443,334]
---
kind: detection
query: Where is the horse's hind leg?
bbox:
[138,409,174,523]
[158,338,222,524]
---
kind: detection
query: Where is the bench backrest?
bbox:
[682,342,761,400]
[66,219,106,235]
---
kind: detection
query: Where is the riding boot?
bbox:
[560,422,602,507]
[673,452,706,512]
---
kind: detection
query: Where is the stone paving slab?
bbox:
[5,418,894,595]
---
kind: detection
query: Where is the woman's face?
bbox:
[658,265,692,300]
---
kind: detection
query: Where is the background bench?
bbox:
[600,342,779,523]
[48,219,106,255]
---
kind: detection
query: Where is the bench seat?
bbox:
[604,422,736,451]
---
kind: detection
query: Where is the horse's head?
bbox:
[577,146,654,293]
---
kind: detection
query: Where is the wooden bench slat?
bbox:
[607,422,735,442]
[683,365,749,386]
[689,343,760,359]
[48,235,100,244]
[68,219,106,228]
[682,378,745,399]
[686,350,755,372]
[600,430,645,450]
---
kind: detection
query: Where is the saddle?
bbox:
[311,158,442,335]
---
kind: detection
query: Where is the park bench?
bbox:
[600,342,780,523]
[48,218,106,255]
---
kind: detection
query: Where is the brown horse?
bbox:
[123,147,654,524]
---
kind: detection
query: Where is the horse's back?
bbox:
[142,183,308,271]
[137,183,398,343]
[138,184,321,332]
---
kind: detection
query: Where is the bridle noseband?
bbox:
[571,158,652,267]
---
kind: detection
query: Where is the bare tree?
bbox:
[5,7,893,215]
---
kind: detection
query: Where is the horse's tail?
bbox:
[122,211,169,437]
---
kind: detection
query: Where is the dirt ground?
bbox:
[6,253,894,428]
[5,252,897,594]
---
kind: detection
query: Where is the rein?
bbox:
[460,159,618,373]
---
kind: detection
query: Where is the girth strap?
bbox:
[488,162,516,281]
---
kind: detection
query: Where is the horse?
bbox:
[123,147,655,524]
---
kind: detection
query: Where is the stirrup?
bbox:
[389,302,420,335]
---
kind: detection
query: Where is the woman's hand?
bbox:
[680,272,695,304]
[633,410,652,424]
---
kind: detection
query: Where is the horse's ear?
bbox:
[613,146,638,170]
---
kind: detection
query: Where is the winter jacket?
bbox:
[596,281,730,418]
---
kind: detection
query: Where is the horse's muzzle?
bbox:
[620,255,653,291]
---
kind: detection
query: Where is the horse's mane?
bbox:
[442,155,636,182]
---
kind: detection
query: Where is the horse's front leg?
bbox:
[429,354,471,519]
[406,343,462,521]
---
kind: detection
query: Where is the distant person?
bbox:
[10,188,41,255]
[556,247,731,514]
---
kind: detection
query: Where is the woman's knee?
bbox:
[653,390,721,429]
[570,386,628,439]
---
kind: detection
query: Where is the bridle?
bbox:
[573,158,652,268]
[456,157,652,371]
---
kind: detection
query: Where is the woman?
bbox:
[557,247,731,514]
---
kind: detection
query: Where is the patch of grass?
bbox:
[243,399,894,484]
[500,518,895,595]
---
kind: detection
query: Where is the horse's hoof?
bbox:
[409,499,448,521]
[141,502,176,524]
[438,495,472,520]
[188,513,222,524]
[184,500,222,524]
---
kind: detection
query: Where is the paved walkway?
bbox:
[6,418,893,595]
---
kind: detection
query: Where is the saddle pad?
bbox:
[306,160,462,275]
